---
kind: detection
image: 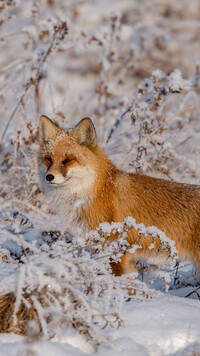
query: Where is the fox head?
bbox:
[38,115,110,201]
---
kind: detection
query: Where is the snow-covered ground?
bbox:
[0,0,200,355]
[0,296,200,355]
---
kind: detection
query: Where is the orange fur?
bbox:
[38,115,200,276]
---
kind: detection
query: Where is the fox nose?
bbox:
[46,174,54,182]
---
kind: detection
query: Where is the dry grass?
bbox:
[0,0,200,352]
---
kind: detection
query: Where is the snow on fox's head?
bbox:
[38,115,97,196]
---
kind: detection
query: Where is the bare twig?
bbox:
[0,20,69,147]
[185,287,200,299]
[117,101,199,168]
[106,106,132,143]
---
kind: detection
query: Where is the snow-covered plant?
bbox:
[0,0,200,353]
[128,69,191,176]
[0,207,177,345]
[0,210,124,347]
[86,216,178,268]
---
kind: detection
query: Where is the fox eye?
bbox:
[62,158,73,166]
[45,157,52,164]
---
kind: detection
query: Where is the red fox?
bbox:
[38,115,200,276]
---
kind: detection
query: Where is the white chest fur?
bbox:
[39,165,95,235]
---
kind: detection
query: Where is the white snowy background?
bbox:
[0,0,200,355]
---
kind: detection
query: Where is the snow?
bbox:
[99,297,200,356]
[1,0,200,355]
[167,69,192,93]
[0,296,200,356]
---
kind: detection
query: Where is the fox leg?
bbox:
[111,236,168,276]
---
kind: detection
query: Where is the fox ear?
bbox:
[39,115,58,142]
[74,117,97,148]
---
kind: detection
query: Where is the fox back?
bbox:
[38,115,200,276]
